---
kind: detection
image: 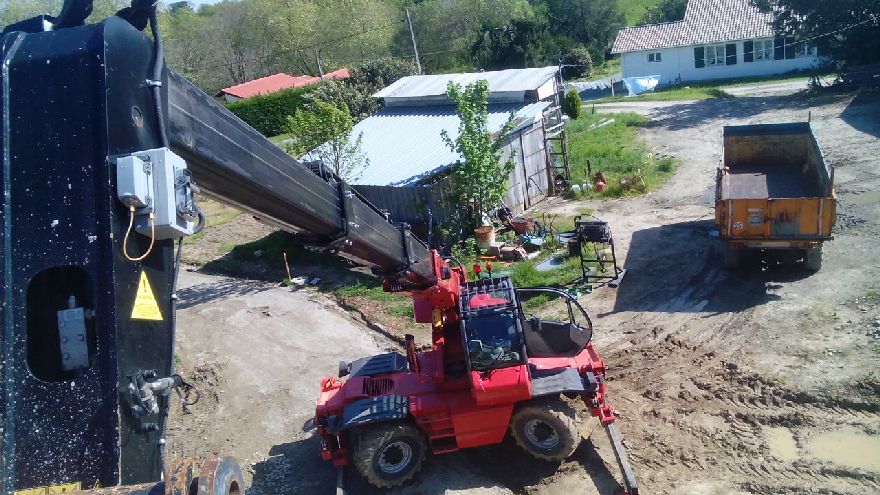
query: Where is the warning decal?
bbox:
[132,271,163,321]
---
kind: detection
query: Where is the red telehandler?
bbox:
[0,0,637,493]
[316,253,639,493]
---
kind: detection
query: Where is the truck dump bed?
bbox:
[715,123,835,269]
[716,122,835,240]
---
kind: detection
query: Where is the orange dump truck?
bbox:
[715,122,835,270]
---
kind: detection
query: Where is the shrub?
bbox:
[563,89,582,120]
[225,86,312,137]
[561,46,593,79]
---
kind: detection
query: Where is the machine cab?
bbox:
[515,287,593,358]
[458,279,593,405]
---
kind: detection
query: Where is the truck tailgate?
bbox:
[720,197,835,239]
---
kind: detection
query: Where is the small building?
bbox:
[611,0,821,84]
[217,69,349,102]
[315,67,565,231]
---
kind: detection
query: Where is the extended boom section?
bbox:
[166,72,435,288]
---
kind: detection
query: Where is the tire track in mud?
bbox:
[605,333,880,495]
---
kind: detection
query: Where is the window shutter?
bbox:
[774,37,784,60]
[726,43,737,65]
[784,37,795,59]
[743,40,753,62]
[694,46,705,68]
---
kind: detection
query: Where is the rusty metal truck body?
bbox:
[715,123,836,269]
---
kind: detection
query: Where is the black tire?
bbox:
[805,246,822,271]
[510,399,581,461]
[351,422,426,488]
[721,242,741,270]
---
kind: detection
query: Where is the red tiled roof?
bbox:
[611,0,775,54]
[219,69,350,99]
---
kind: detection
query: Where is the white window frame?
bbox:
[795,42,811,58]
[705,44,725,66]
[754,39,773,61]
[648,52,662,62]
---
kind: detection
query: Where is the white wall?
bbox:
[621,41,821,84]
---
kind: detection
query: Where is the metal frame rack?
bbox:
[574,217,625,287]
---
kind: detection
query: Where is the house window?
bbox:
[705,45,725,66]
[795,42,811,58]
[648,52,662,62]
[754,39,773,61]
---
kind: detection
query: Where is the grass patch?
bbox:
[385,303,414,318]
[617,0,659,25]
[566,112,677,198]
[184,198,242,244]
[579,57,621,81]
[269,133,293,144]
[590,85,734,103]
[588,72,818,103]
[333,279,401,302]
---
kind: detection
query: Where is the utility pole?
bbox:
[405,9,422,74]
[315,49,324,78]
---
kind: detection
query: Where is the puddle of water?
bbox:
[846,191,880,205]
[766,427,799,462]
[805,428,880,471]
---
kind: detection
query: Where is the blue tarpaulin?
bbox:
[623,75,660,96]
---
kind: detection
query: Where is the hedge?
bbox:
[225,86,313,137]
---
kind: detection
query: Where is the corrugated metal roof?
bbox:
[373,67,559,103]
[306,101,549,187]
[611,0,774,54]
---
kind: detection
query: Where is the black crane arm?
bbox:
[166,71,435,288]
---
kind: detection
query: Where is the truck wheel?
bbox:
[721,242,741,269]
[352,422,426,488]
[510,399,580,462]
[805,246,823,271]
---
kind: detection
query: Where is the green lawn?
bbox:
[588,72,818,103]
[590,86,733,103]
[618,0,659,25]
[587,57,622,81]
[566,112,677,198]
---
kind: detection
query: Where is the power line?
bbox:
[793,12,879,44]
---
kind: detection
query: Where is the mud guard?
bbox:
[328,395,409,433]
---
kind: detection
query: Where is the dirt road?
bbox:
[168,89,880,495]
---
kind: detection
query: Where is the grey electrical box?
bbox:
[57,307,89,372]
[116,148,196,239]
[116,154,153,209]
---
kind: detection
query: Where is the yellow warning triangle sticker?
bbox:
[132,271,163,321]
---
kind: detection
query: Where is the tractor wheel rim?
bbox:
[525,418,560,449]
[378,441,413,474]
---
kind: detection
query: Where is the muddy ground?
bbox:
[166,88,880,495]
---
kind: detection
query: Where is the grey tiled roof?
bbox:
[611,0,775,53]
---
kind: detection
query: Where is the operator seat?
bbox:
[522,318,589,358]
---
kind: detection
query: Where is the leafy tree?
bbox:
[305,80,379,123]
[639,0,688,25]
[349,58,418,90]
[561,45,592,79]
[471,16,556,70]
[563,88,581,120]
[286,100,369,181]
[542,0,625,63]
[441,80,516,228]
[752,0,880,66]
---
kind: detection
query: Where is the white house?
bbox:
[611,0,822,84]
